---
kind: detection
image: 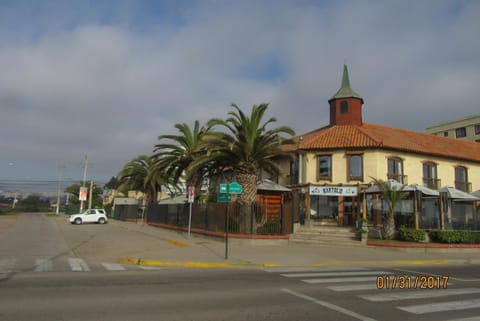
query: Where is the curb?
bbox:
[118,257,474,269]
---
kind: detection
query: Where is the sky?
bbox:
[1,0,479,190]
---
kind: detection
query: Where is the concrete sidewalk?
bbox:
[112,220,480,269]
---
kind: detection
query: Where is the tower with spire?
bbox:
[328,65,364,126]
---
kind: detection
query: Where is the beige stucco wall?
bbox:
[296,149,480,191]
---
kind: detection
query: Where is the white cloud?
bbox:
[0,1,479,181]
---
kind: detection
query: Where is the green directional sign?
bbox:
[216,193,231,203]
[219,183,228,194]
[229,182,242,194]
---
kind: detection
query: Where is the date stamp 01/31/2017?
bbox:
[376,275,449,289]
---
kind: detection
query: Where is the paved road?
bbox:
[1,213,480,321]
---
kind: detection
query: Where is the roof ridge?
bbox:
[353,125,383,147]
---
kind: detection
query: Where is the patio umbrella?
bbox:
[438,186,480,201]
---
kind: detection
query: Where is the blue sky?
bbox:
[1,0,479,189]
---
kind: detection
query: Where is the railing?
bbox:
[423,178,441,190]
[140,201,292,235]
[454,181,472,193]
[387,174,408,184]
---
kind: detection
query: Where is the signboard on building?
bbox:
[309,185,357,196]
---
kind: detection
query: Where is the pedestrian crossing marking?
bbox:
[101,263,126,271]
[328,284,379,292]
[0,259,15,274]
[68,258,90,272]
[34,259,53,272]
[398,298,480,314]
[281,271,390,278]
[360,288,480,302]
[303,276,379,284]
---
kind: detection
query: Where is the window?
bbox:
[475,124,480,135]
[318,155,332,180]
[454,166,470,192]
[289,160,299,185]
[340,101,348,114]
[455,127,466,138]
[443,131,448,137]
[422,162,439,189]
[387,157,406,183]
[347,154,363,181]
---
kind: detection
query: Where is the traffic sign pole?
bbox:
[188,186,194,239]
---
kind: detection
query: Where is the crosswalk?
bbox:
[0,258,159,275]
[266,267,480,320]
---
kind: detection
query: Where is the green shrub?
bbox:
[398,228,426,242]
[256,221,281,235]
[429,230,480,244]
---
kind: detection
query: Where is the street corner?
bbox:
[117,257,282,269]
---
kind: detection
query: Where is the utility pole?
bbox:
[56,165,65,215]
[80,155,88,212]
[88,179,93,209]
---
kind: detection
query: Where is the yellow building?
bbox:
[280,65,480,230]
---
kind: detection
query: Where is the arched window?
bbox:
[387,157,405,183]
[422,162,439,189]
[454,166,470,192]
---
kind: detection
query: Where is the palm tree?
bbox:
[371,178,407,240]
[118,155,169,206]
[151,120,211,195]
[198,103,295,206]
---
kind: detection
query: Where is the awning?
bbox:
[438,186,480,201]
[408,184,439,196]
[257,179,291,192]
[365,179,414,193]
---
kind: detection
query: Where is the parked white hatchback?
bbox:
[69,209,108,225]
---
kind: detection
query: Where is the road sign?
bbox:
[79,187,88,201]
[229,182,242,194]
[188,186,195,203]
[219,183,228,193]
[216,193,231,202]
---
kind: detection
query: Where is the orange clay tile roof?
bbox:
[286,122,480,163]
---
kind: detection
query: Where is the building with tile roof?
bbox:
[279,65,480,231]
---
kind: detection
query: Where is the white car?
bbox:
[69,209,108,225]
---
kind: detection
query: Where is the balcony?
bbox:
[423,178,441,190]
[454,181,472,193]
[387,174,408,184]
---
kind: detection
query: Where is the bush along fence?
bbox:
[399,227,480,244]
[113,201,293,236]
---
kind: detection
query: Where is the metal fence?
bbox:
[142,200,292,235]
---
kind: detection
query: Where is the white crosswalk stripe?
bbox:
[68,258,91,272]
[360,288,480,302]
[269,267,480,318]
[0,259,16,275]
[398,298,480,314]
[101,263,126,271]
[34,258,53,272]
[0,257,147,273]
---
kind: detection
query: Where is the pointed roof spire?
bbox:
[329,65,363,101]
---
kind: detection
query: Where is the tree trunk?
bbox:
[382,213,396,240]
[235,172,257,205]
[235,172,257,234]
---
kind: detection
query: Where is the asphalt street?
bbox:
[1,213,480,321]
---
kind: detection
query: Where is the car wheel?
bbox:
[98,218,106,224]
[74,218,82,225]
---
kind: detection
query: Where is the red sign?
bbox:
[188,186,195,203]
[79,187,88,201]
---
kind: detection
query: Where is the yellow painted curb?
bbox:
[166,239,189,248]
[118,257,451,269]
